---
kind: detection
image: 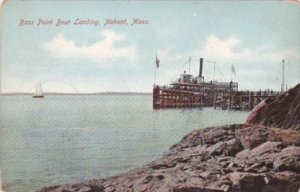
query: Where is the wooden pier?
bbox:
[153,85,279,111]
[213,90,280,110]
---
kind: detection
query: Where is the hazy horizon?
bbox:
[0,91,152,95]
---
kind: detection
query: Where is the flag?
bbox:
[231,65,236,75]
[155,55,160,68]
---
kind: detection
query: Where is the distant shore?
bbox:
[0,92,151,96]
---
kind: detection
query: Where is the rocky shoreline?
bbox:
[39,84,300,192]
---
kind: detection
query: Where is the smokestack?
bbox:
[199,58,203,77]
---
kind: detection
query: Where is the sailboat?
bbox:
[32,81,44,98]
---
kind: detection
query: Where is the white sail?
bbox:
[33,81,44,98]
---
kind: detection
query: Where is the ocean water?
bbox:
[0,95,248,192]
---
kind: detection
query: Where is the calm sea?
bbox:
[0,95,248,192]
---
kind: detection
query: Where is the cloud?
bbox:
[198,36,299,90]
[199,36,252,61]
[287,0,300,5]
[44,30,136,65]
[157,35,299,91]
[198,35,299,64]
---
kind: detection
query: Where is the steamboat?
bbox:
[153,57,280,110]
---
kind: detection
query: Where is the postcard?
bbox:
[0,1,299,192]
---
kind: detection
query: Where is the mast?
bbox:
[39,81,43,95]
[213,61,215,82]
[281,59,285,93]
[188,56,191,74]
[154,54,159,87]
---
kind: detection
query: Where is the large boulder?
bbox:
[236,126,300,149]
[245,83,300,131]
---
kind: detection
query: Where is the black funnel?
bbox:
[199,58,203,77]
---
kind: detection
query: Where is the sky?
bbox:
[0,0,299,93]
